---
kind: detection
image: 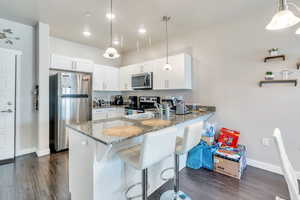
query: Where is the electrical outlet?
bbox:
[262,138,271,146]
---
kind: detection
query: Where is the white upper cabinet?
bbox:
[50,54,94,73]
[93,64,120,91]
[103,66,119,91]
[119,65,135,91]
[93,65,105,91]
[133,61,154,74]
[50,54,74,71]
[120,53,192,91]
[154,53,192,90]
[74,58,94,73]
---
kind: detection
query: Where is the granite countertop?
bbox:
[67,108,215,145]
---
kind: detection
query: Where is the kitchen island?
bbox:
[67,108,215,200]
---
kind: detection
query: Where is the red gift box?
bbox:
[218,128,240,148]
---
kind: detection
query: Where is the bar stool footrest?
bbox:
[160,167,175,181]
[125,182,150,200]
[160,190,192,200]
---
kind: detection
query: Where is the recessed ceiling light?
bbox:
[83,31,91,37]
[138,27,147,34]
[113,40,119,45]
[106,13,115,20]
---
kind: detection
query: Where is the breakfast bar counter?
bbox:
[67,108,215,200]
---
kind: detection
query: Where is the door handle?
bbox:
[0,109,13,113]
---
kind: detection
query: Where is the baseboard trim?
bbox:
[36,148,50,157]
[248,158,300,180]
[16,148,37,157]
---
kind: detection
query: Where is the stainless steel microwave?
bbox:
[131,72,153,90]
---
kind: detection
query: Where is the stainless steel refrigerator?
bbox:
[49,71,92,152]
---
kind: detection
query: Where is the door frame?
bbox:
[0,47,22,163]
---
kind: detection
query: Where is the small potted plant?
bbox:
[265,71,274,80]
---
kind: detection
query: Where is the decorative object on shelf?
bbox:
[264,55,286,62]
[162,16,172,71]
[265,71,275,80]
[259,79,298,87]
[0,29,20,45]
[266,0,300,30]
[103,0,120,59]
[268,48,279,56]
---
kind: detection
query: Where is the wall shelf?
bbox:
[264,55,286,63]
[259,79,297,87]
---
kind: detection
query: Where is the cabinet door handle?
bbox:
[0,109,13,113]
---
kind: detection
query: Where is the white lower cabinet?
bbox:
[93,108,124,120]
[69,130,95,200]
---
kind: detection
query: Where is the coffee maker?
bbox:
[139,96,160,109]
[128,96,139,109]
[114,95,124,105]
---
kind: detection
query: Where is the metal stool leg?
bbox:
[160,154,192,200]
[142,168,148,200]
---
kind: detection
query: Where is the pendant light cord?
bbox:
[110,0,113,47]
[165,17,169,64]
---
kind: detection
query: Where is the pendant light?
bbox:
[163,16,172,71]
[266,0,300,30]
[103,0,120,59]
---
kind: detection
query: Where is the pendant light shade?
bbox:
[163,63,172,71]
[103,47,120,59]
[266,0,300,30]
[103,0,120,59]
[163,16,172,71]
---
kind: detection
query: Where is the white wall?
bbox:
[36,22,50,157]
[0,18,37,156]
[49,37,121,66]
[122,11,300,171]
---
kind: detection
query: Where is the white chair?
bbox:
[160,121,204,200]
[117,126,178,200]
[273,128,300,200]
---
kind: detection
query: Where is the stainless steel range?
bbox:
[49,71,92,152]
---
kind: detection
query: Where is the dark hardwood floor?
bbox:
[0,152,290,200]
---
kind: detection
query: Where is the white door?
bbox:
[0,49,17,161]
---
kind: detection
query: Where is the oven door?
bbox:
[131,72,153,90]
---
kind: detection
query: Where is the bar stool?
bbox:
[117,126,178,200]
[160,121,204,200]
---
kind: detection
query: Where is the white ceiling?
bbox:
[0,0,273,53]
